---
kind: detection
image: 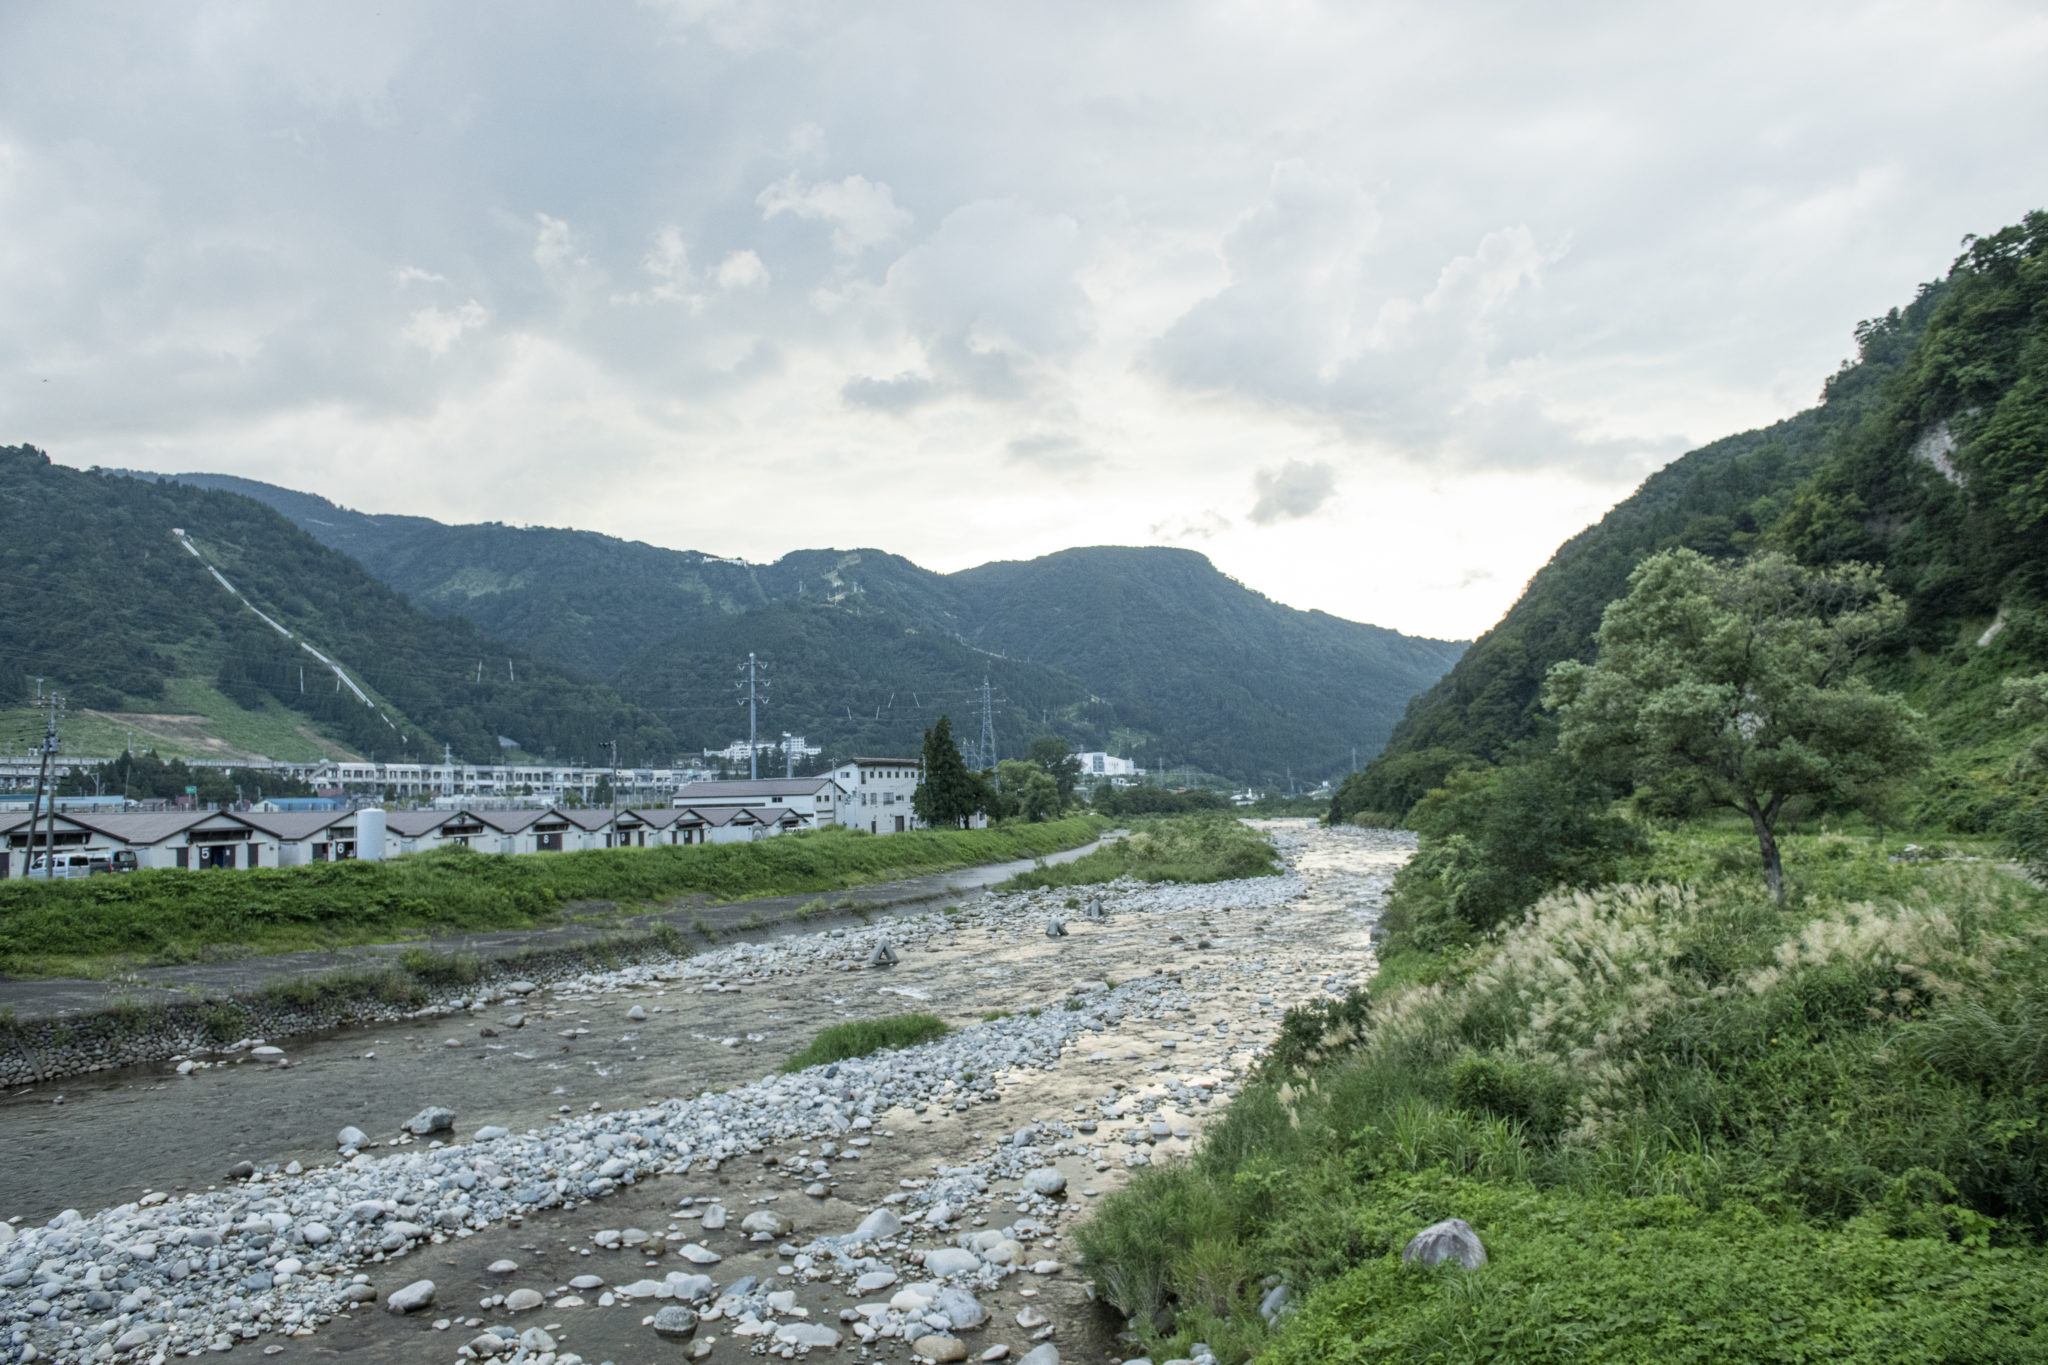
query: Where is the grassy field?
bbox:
[781,1013,950,1073]
[0,676,356,766]
[0,816,1106,975]
[1001,812,1279,890]
[1078,827,2048,1363]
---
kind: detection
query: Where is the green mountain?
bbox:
[154,477,1465,783]
[0,448,674,766]
[1334,209,2048,827]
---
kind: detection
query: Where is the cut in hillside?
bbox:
[0,448,673,765]
[150,476,1465,784]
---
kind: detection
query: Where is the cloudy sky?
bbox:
[4,2,2044,639]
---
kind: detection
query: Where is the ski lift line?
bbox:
[172,527,383,715]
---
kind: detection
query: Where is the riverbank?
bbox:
[0,817,1108,978]
[0,821,1409,1365]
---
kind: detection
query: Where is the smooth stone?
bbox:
[505,981,539,994]
[1402,1218,1487,1270]
[667,1273,716,1301]
[852,1208,900,1242]
[777,1323,843,1348]
[981,1349,1012,1362]
[227,1161,255,1180]
[854,1270,899,1293]
[1021,1168,1066,1197]
[520,1327,556,1352]
[678,1243,721,1264]
[627,1005,647,1021]
[300,1222,332,1246]
[336,1126,368,1149]
[468,1334,506,1354]
[384,1280,436,1314]
[405,1106,456,1136]
[616,1279,665,1298]
[486,1260,520,1277]
[569,1274,603,1291]
[936,1287,987,1329]
[1018,1347,1060,1365]
[699,1204,728,1231]
[922,1248,981,1277]
[981,1239,1026,1266]
[739,1211,789,1237]
[504,1288,545,1312]
[474,1126,510,1142]
[653,1304,700,1339]
[251,1046,284,1058]
[915,1335,970,1363]
[1015,1306,1049,1329]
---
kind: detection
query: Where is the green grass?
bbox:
[1001,813,1278,890]
[1079,847,2048,1363]
[0,816,1106,975]
[780,1013,950,1073]
[0,676,357,765]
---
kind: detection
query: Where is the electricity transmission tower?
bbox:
[736,653,767,780]
[976,676,997,771]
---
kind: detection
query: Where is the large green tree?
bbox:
[996,758,1061,822]
[1546,549,1928,902]
[1027,735,1082,808]
[912,716,984,829]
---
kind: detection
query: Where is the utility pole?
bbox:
[29,693,62,879]
[609,738,619,814]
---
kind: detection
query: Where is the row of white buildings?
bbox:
[0,759,936,878]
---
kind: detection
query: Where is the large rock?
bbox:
[852,1208,901,1242]
[699,1203,728,1230]
[652,1305,699,1339]
[1022,1167,1066,1197]
[1401,1218,1487,1270]
[777,1323,844,1348]
[922,1247,981,1277]
[384,1280,436,1314]
[935,1287,987,1330]
[404,1106,455,1136]
[1018,1346,1060,1365]
[336,1126,368,1148]
[666,1272,716,1301]
[914,1336,969,1363]
[740,1210,789,1237]
[677,1243,722,1264]
[504,1287,544,1312]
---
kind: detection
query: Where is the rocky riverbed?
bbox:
[0,821,1410,1365]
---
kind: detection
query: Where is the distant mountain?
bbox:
[156,476,1465,783]
[2,449,673,766]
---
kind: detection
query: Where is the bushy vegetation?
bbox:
[1001,813,1276,890]
[0,817,1103,974]
[1093,783,1230,816]
[1079,840,2048,1363]
[780,1013,950,1073]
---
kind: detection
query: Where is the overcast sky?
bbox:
[4,2,2044,639]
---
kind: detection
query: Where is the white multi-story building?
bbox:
[1075,752,1139,778]
[827,757,928,834]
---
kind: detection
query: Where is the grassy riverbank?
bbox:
[1079,830,2048,1363]
[1000,813,1279,890]
[0,817,1106,976]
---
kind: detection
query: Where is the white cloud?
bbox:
[1249,460,1337,525]
[8,2,2048,639]
[756,172,912,254]
[402,300,487,355]
[715,249,770,289]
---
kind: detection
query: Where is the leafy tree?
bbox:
[1092,783,1227,816]
[1390,760,1643,948]
[1547,549,1929,901]
[593,774,615,807]
[912,716,984,829]
[996,758,1061,822]
[1028,735,1082,808]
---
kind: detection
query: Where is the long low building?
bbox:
[1,798,820,878]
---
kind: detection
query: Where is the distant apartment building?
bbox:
[828,757,927,834]
[1076,752,1139,778]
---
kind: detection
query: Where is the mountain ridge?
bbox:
[136,473,1466,783]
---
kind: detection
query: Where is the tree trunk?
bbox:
[1746,799,1785,904]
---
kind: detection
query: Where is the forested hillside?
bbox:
[152,477,1465,783]
[1333,210,2048,826]
[0,449,673,764]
